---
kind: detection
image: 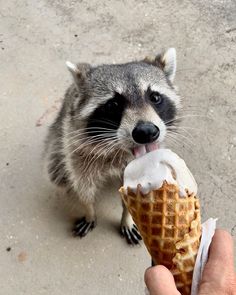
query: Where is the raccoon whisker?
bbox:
[178,127,197,140]
[83,139,120,173]
[109,148,121,168]
[73,140,116,174]
[120,149,126,164]
[177,111,202,116]
[98,148,115,170]
[168,125,197,130]
[64,126,119,137]
[99,139,122,159]
[66,129,118,146]
[82,143,111,170]
[64,133,111,145]
[82,137,118,163]
[167,126,195,140]
[67,132,115,143]
[98,139,121,161]
[178,111,201,116]
[174,114,207,120]
[118,148,125,166]
[165,134,182,150]
[178,107,202,111]
[177,112,203,118]
[66,133,119,147]
[82,134,119,147]
[85,135,119,156]
[64,129,94,136]
[166,140,181,152]
[168,129,194,146]
[164,119,182,126]
[68,136,112,155]
[108,140,125,168]
[166,132,184,146]
[171,129,195,141]
[71,116,119,128]
[69,127,119,134]
[70,136,117,156]
[180,106,202,110]
[66,137,107,151]
[87,119,119,128]
[100,141,123,169]
[84,126,119,131]
[164,114,207,126]
[165,135,188,151]
[65,133,117,149]
[167,126,197,138]
[166,132,193,151]
[65,128,119,139]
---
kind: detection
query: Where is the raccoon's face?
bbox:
[67,48,180,158]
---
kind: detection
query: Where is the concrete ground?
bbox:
[0,0,235,294]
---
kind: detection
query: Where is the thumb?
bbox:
[145,265,181,295]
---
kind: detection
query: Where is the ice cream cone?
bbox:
[120,181,201,295]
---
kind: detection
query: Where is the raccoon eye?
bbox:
[105,92,124,112]
[150,92,163,105]
[105,100,119,112]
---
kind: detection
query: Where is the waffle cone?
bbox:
[119,181,201,295]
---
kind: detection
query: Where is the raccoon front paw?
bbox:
[120,224,142,245]
[72,217,96,238]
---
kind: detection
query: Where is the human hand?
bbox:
[145,229,236,295]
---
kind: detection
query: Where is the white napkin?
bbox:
[191,218,217,295]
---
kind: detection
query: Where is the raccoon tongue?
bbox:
[133,145,146,158]
[146,142,159,153]
[133,143,159,158]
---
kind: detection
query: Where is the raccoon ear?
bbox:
[144,48,176,82]
[156,48,176,82]
[66,61,90,85]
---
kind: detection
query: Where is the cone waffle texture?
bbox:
[120,181,201,295]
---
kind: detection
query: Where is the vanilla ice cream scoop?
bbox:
[124,148,197,196]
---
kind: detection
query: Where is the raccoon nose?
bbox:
[132,122,160,144]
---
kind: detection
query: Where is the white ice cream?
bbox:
[124,149,197,196]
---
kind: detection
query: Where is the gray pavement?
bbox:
[0,0,235,294]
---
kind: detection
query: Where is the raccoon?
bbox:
[45,48,180,245]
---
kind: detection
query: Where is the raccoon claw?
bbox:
[120,224,142,245]
[72,217,96,238]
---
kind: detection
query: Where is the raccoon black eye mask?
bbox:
[45,48,181,245]
[147,89,177,126]
[86,92,127,137]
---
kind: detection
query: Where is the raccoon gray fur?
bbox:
[45,48,181,244]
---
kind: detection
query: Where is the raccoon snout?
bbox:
[132,121,160,144]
